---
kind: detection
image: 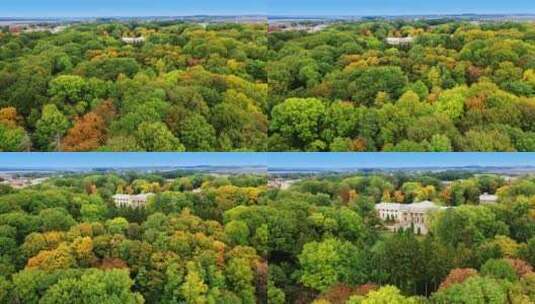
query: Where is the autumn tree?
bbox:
[62,112,106,151]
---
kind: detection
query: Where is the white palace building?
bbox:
[375,200,448,235]
[121,37,145,44]
[112,193,154,208]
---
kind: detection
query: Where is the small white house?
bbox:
[267,178,299,190]
[479,193,498,205]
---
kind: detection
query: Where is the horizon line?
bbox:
[2,12,535,19]
[2,165,534,171]
[0,14,267,19]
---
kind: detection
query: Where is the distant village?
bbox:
[0,173,48,189]
[0,15,266,36]
[4,22,146,43]
[5,23,68,34]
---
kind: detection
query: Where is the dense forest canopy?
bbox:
[0,21,267,151]
[265,171,535,303]
[0,170,533,303]
[268,20,535,151]
[0,172,269,303]
[2,19,535,151]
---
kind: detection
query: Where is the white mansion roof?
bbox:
[479,193,498,204]
[121,37,145,44]
[113,193,148,198]
[385,37,414,45]
[479,193,498,202]
[112,193,154,200]
[375,202,404,210]
[375,200,445,213]
[112,193,154,208]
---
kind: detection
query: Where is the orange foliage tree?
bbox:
[62,101,116,151]
[505,258,533,278]
[439,268,479,290]
[62,112,106,151]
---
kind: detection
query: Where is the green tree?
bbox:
[35,104,69,151]
[349,66,408,106]
[224,220,250,246]
[49,75,87,101]
[429,134,453,152]
[270,98,325,149]
[347,285,420,304]
[480,259,518,282]
[40,269,144,304]
[135,122,185,152]
[80,204,107,222]
[432,276,509,304]
[39,208,75,232]
[435,86,468,121]
[0,275,11,304]
[460,129,515,152]
[175,113,216,151]
[180,263,208,304]
[0,124,29,151]
[298,238,365,291]
[106,217,129,235]
[225,257,256,303]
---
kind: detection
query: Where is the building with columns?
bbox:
[385,37,414,46]
[121,37,145,44]
[375,200,447,235]
[112,193,154,208]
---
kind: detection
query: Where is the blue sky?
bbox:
[267,153,535,169]
[267,0,535,16]
[0,153,268,169]
[0,153,535,169]
[3,0,533,17]
[1,0,266,18]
